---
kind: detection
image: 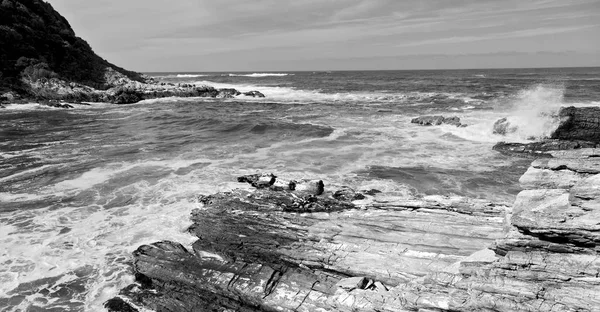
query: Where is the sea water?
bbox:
[1,68,599,311]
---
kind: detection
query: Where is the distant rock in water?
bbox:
[216,88,241,98]
[243,90,266,98]
[492,117,517,135]
[411,115,465,127]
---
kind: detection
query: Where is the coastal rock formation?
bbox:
[0,0,144,94]
[107,174,509,311]
[551,106,600,143]
[1,0,266,105]
[411,115,464,127]
[492,107,600,157]
[492,140,598,157]
[108,149,600,311]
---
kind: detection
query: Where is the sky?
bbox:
[46,0,600,72]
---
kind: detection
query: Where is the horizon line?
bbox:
[141,65,600,74]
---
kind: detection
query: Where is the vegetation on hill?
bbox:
[0,0,144,94]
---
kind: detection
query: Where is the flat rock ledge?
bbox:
[107,151,600,311]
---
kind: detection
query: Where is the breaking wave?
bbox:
[228,73,292,77]
[191,80,482,107]
[175,74,207,78]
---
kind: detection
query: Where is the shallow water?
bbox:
[1,68,599,311]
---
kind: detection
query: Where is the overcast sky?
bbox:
[46,0,600,72]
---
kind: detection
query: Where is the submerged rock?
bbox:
[411,115,464,127]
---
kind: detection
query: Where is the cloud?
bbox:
[45,0,600,70]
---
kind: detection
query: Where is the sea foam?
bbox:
[228,73,292,77]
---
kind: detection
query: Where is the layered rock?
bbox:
[551,106,600,143]
[108,150,600,311]
[493,140,598,158]
[107,174,508,311]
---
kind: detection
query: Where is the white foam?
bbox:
[191,80,477,105]
[176,74,207,78]
[0,165,57,184]
[228,73,292,77]
[1,103,46,110]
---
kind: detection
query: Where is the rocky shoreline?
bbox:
[104,107,600,311]
[0,68,265,107]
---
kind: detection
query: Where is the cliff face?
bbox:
[0,0,144,94]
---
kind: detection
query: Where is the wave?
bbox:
[176,74,208,78]
[440,84,596,144]
[190,80,483,106]
[228,73,292,77]
[151,74,209,79]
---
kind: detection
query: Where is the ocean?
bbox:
[1,67,599,311]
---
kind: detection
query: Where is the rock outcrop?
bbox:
[551,106,600,143]
[411,115,464,127]
[107,174,509,311]
[493,140,598,157]
[0,0,144,94]
[493,107,600,157]
[1,0,265,105]
[108,150,600,311]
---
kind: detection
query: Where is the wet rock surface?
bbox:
[493,140,598,157]
[108,151,600,311]
[19,72,267,105]
[411,115,465,127]
[552,106,600,143]
[493,107,600,157]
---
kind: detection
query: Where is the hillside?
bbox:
[0,0,145,94]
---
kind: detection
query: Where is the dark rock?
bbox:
[551,106,600,143]
[442,116,462,127]
[362,189,382,196]
[493,117,517,135]
[411,115,463,127]
[493,140,598,157]
[333,187,366,201]
[110,88,144,104]
[237,173,277,189]
[0,0,144,95]
[243,91,266,98]
[104,297,138,312]
[216,88,241,98]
